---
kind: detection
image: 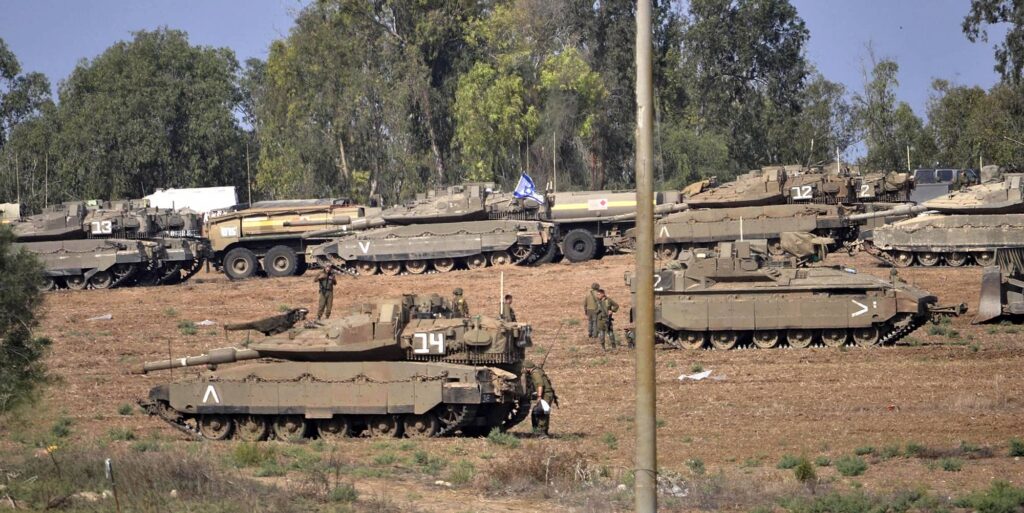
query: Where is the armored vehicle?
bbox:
[975,248,1024,323]
[910,168,979,204]
[138,295,535,440]
[855,172,1024,267]
[309,220,555,276]
[625,235,955,350]
[645,203,854,260]
[206,198,382,279]
[5,200,207,289]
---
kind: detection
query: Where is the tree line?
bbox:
[1,0,1022,213]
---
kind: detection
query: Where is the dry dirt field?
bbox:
[9,251,1024,511]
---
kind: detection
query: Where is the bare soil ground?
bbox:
[11,251,1024,511]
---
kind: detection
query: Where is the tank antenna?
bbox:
[500,271,505,319]
[634,1,658,511]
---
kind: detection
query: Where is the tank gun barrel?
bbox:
[302,216,386,238]
[846,204,927,222]
[138,347,261,374]
[283,216,352,227]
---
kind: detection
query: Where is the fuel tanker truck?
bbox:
[137,294,536,440]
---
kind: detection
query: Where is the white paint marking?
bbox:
[659,225,670,238]
[357,241,371,254]
[851,300,869,317]
[202,385,221,404]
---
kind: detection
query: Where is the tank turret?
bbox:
[626,234,958,350]
[138,295,535,440]
[920,173,1024,214]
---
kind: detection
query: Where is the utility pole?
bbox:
[245,140,253,205]
[634,1,658,512]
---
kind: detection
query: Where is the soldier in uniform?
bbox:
[583,282,600,339]
[595,288,619,350]
[500,294,516,322]
[452,288,470,317]
[523,359,557,438]
[314,267,337,320]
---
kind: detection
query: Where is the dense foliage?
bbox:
[0,226,50,414]
[1,0,1023,207]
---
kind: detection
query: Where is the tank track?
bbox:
[652,318,928,350]
[500,398,531,431]
[877,315,926,346]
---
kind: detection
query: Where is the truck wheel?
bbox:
[562,229,598,263]
[224,247,259,280]
[265,246,298,277]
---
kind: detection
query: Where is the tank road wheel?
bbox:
[489,251,513,266]
[787,329,815,349]
[403,413,440,438]
[916,252,940,267]
[367,416,400,438]
[224,247,259,280]
[821,329,848,348]
[37,276,56,292]
[656,244,679,260]
[112,263,135,283]
[198,415,233,440]
[272,416,309,442]
[65,275,88,290]
[852,326,879,347]
[710,331,738,351]
[379,261,402,276]
[234,415,269,442]
[264,246,298,277]
[465,254,487,270]
[405,259,428,274]
[975,252,995,266]
[945,252,968,267]
[317,417,352,440]
[89,271,114,290]
[891,251,914,268]
[679,331,707,350]
[510,244,533,264]
[432,258,455,273]
[752,330,780,349]
[767,239,785,256]
[562,229,599,263]
[356,261,379,276]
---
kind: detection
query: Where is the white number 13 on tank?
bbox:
[413,333,445,354]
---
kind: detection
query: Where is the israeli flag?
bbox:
[513,173,545,204]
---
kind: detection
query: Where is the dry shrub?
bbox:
[483,442,598,496]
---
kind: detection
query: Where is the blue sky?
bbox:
[0,0,1009,123]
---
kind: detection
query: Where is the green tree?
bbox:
[927,80,1024,168]
[0,226,51,414]
[963,0,1024,84]
[55,28,247,200]
[853,57,930,170]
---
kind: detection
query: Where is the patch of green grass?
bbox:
[814,456,831,467]
[412,450,446,475]
[905,441,925,457]
[117,403,134,416]
[130,440,161,452]
[686,458,705,476]
[954,480,1024,512]
[665,360,677,368]
[230,442,277,468]
[372,450,399,466]
[397,440,416,452]
[447,459,475,486]
[742,456,765,468]
[793,457,816,485]
[592,357,608,366]
[904,337,922,346]
[835,455,868,477]
[778,489,945,513]
[254,460,286,477]
[777,454,801,469]
[880,444,901,460]
[853,446,875,456]
[486,428,520,448]
[690,362,704,373]
[970,344,980,352]
[178,320,198,336]
[601,433,618,450]
[1009,438,1024,457]
[277,304,292,312]
[565,318,581,327]
[940,458,963,472]
[349,466,391,479]
[163,307,178,318]
[327,483,358,503]
[51,416,73,438]
[1005,325,1020,334]
[960,441,981,454]
[107,427,136,441]
[656,418,666,429]
[681,436,693,443]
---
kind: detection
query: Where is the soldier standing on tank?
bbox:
[452,288,470,317]
[314,266,337,320]
[595,289,619,350]
[500,294,516,322]
[583,283,600,339]
[523,359,557,438]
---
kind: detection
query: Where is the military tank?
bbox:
[308,219,555,276]
[137,295,535,440]
[853,172,1024,267]
[6,200,209,289]
[626,234,959,350]
[975,248,1024,323]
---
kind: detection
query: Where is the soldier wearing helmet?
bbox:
[583,282,601,339]
[451,288,470,317]
[523,358,557,438]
